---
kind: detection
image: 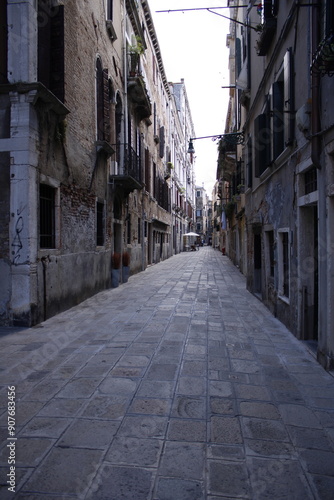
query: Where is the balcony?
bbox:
[110,145,143,194]
[311,33,334,77]
[127,74,152,120]
[256,18,277,56]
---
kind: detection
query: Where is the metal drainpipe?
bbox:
[311,2,321,169]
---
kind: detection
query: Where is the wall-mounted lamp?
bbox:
[187,132,244,154]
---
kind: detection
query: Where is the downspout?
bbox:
[311,2,321,169]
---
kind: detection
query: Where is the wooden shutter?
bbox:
[284,48,294,146]
[96,59,104,141]
[159,126,165,158]
[254,113,270,177]
[272,80,284,159]
[103,68,110,143]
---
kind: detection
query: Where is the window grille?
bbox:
[304,168,317,194]
[40,184,55,248]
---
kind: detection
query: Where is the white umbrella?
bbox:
[183,232,200,237]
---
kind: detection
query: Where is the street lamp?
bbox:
[187,132,244,154]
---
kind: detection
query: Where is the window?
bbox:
[266,230,275,278]
[304,167,317,194]
[38,1,65,102]
[96,59,111,143]
[96,201,104,246]
[278,229,290,300]
[106,0,113,20]
[197,190,201,197]
[254,110,270,177]
[196,210,202,217]
[40,184,56,248]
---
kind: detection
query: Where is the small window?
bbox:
[106,0,113,21]
[266,230,275,278]
[96,201,105,246]
[304,167,317,194]
[40,184,56,248]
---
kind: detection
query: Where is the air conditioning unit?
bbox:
[110,161,118,176]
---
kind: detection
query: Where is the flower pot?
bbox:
[122,266,130,283]
[111,268,120,288]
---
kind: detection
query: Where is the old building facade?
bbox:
[219,0,334,369]
[0,0,195,326]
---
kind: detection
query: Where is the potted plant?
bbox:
[111,252,121,288]
[128,37,144,76]
[122,251,131,283]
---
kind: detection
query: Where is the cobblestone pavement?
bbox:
[1,247,334,499]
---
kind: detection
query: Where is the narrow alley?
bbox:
[1,247,334,499]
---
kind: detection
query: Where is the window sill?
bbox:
[278,294,290,305]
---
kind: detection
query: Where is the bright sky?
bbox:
[148,0,231,196]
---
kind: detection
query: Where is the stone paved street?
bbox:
[1,247,334,499]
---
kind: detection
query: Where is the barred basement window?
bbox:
[304,167,317,194]
[96,201,104,246]
[40,184,56,248]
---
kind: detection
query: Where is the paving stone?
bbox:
[159,441,205,480]
[279,403,322,428]
[299,448,334,476]
[210,416,243,444]
[207,444,245,461]
[248,457,314,500]
[128,397,171,416]
[242,417,289,442]
[118,415,168,438]
[19,416,71,438]
[154,477,204,500]
[311,474,334,500]
[80,395,129,419]
[287,425,334,450]
[181,360,207,376]
[239,401,280,419]
[38,398,86,417]
[88,464,154,499]
[21,447,102,497]
[106,436,163,466]
[57,418,119,448]
[171,396,206,419]
[0,437,55,467]
[55,377,101,399]
[167,418,206,442]
[208,460,250,497]
[98,376,138,395]
[244,438,296,458]
[22,379,66,401]
[146,363,178,380]
[136,380,175,398]
[209,380,233,397]
[177,376,206,396]
[235,384,272,401]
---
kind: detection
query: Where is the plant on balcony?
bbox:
[122,251,131,283]
[128,37,144,76]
